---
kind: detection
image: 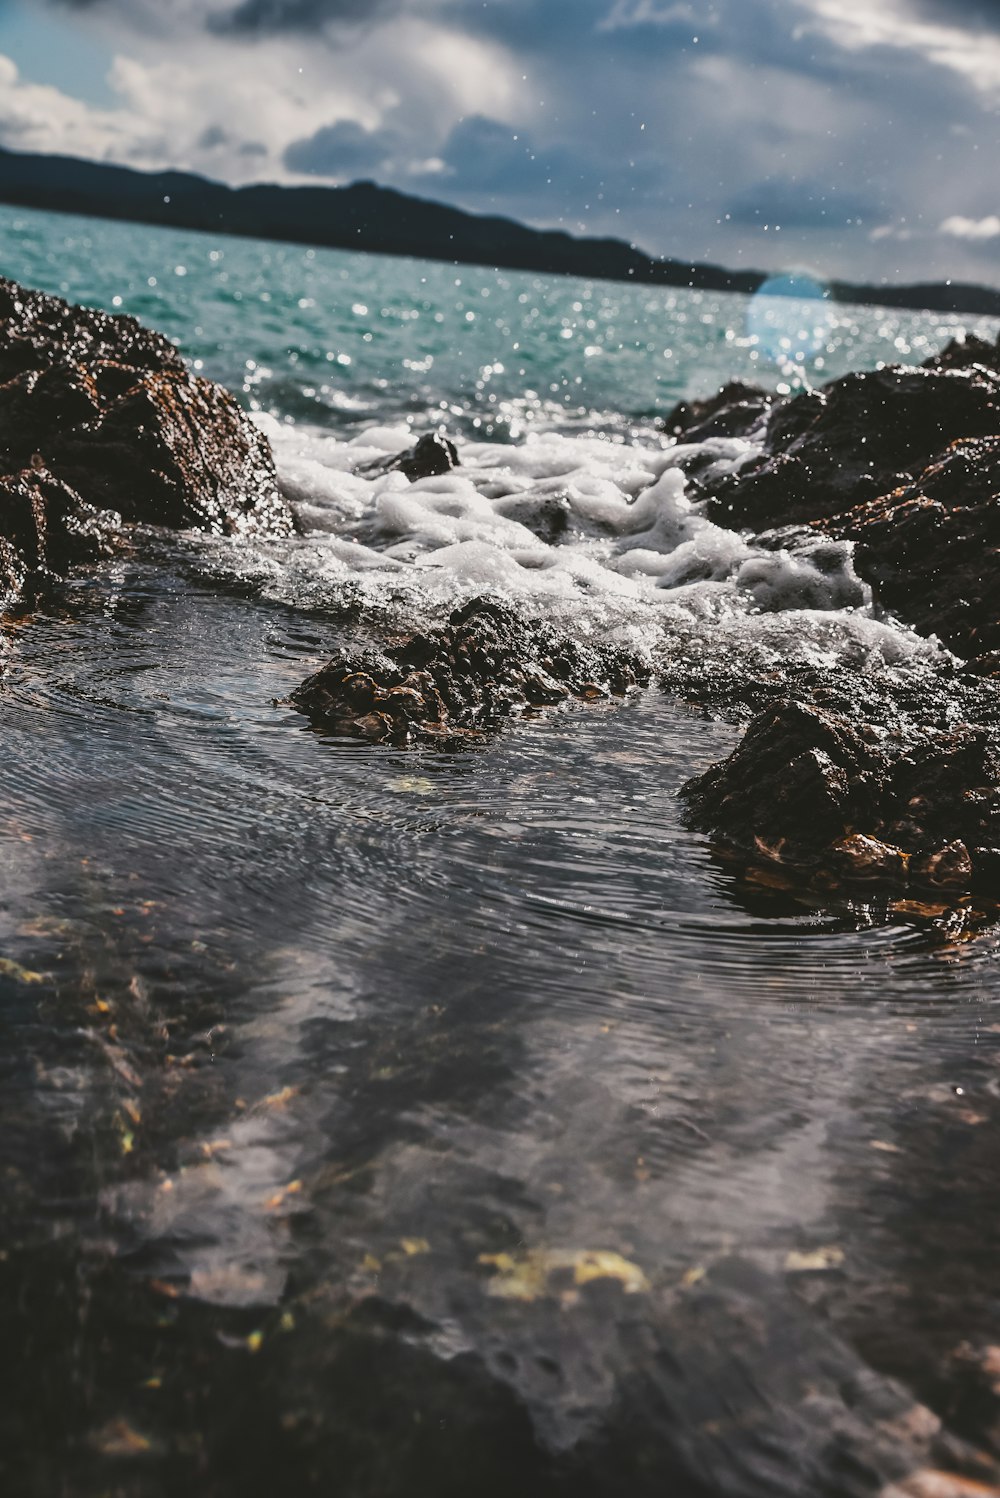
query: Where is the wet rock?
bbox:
[682,691,1000,899]
[0,275,295,598]
[663,380,773,441]
[492,491,571,545]
[921,331,1000,373]
[0,463,121,598]
[814,440,1000,660]
[355,431,460,482]
[291,595,650,744]
[707,365,1000,532]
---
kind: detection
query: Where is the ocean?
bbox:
[3,203,1000,1497]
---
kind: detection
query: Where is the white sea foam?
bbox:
[200,415,949,675]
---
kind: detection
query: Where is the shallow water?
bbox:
[1,207,1000,1495]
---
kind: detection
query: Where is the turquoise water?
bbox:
[2,203,997,439]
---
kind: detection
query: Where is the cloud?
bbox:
[14,0,1000,288]
[940,213,1000,240]
[793,0,1000,94]
[284,119,396,176]
[209,0,402,36]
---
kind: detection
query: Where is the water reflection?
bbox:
[1,565,999,1495]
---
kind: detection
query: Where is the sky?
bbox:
[0,0,999,286]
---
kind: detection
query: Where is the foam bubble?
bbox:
[192,416,949,679]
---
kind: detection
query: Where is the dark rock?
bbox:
[355,431,460,482]
[0,275,295,597]
[663,381,773,441]
[812,440,1000,660]
[922,331,1000,373]
[0,276,182,385]
[492,492,571,545]
[51,370,291,535]
[0,464,121,598]
[291,595,650,744]
[682,689,1000,899]
[708,364,1000,531]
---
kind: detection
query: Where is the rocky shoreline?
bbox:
[4,275,1000,912]
[666,336,1000,906]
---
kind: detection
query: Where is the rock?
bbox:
[813,440,1000,660]
[0,463,121,597]
[492,491,571,545]
[663,380,773,441]
[355,431,460,482]
[0,275,295,602]
[682,691,1000,899]
[707,365,1000,531]
[291,595,650,744]
[921,331,1000,373]
[51,370,291,535]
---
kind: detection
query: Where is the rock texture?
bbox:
[354,431,460,482]
[663,380,774,442]
[291,596,650,744]
[0,276,294,605]
[707,363,1000,532]
[682,671,1000,899]
[675,333,1000,900]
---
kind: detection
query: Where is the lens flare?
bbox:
[746,271,835,380]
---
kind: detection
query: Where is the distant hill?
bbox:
[1,146,999,319]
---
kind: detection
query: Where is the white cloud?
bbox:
[794,0,1000,93]
[0,14,526,187]
[940,213,1000,239]
[598,1,699,31]
[0,52,156,161]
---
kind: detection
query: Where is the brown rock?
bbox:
[291,596,649,745]
[0,275,295,584]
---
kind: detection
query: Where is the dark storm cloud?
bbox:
[904,0,1000,30]
[208,0,399,36]
[284,119,397,175]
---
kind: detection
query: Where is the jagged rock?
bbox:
[291,596,650,744]
[921,331,1000,373]
[354,431,460,482]
[682,693,1000,898]
[707,365,1000,531]
[0,275,295,600]
[663,380,773,441]
[812,439,1000,660]
[0,463,121,598]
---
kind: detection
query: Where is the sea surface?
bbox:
[3,204,1000,1497]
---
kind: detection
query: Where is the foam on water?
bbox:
[196,414,950,679]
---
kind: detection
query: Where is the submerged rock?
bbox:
[0,275,294,603]
[291,595,650,744]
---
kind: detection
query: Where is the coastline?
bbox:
[3,144,1000,319]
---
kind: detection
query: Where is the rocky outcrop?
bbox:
[291,596,650,744]
[0,276,294,605]
[682,682,1000,899]
[706,363,1000,532]
[670,339,1000,906]
[814,439,1000,663]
